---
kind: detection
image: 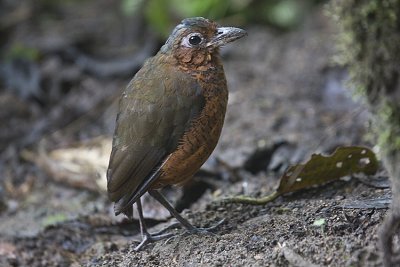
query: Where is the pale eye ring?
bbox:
[182,33,204,47]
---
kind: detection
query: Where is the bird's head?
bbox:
[161,17,246,68]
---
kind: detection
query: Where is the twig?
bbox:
[223,191,279,205]
[66,35,159,78]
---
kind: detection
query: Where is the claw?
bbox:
[132,194,225,251]
[134,232,175,251]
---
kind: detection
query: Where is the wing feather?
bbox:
[107,57,204,215]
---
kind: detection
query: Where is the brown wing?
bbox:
[107,57,204,215]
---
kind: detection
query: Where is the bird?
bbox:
[107,17,246,250]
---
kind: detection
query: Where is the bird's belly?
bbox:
[151,96,227,188]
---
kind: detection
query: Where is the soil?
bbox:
[0,4,391,267]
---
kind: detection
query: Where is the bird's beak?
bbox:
[206,27,247,48]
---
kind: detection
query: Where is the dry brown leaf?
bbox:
[225,146,379,205]
[277,146,378,194]
[21,136,111,192]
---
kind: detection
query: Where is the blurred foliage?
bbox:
[42,213,69,227]
[120,0,323,36]
[4,43,40,62]
[331,0,400,153]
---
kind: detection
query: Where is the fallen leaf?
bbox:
[0,242,17,259]
[224,146,378,205]
[21,136,111,192]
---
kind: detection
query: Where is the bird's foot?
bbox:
[161,218,225,245]
[134,219,225,251]
[134,232,174,251]
[134,222,183,251]
[380,210,400,267]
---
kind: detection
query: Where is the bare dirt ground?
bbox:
[0,4,390,267]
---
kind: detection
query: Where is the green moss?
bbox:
[330,0,400,153]
[5,43,40,62]
[376,103,400,151]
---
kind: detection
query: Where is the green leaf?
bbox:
[6,43,40,61]
[42,213,68,227]
[313,218,326,226]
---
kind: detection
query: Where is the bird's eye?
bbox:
[181,33,204,48]
[189,35,202,46]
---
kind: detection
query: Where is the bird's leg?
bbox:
[148,189,225,235]
[134,198,174,251]
[136,199,147,238]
